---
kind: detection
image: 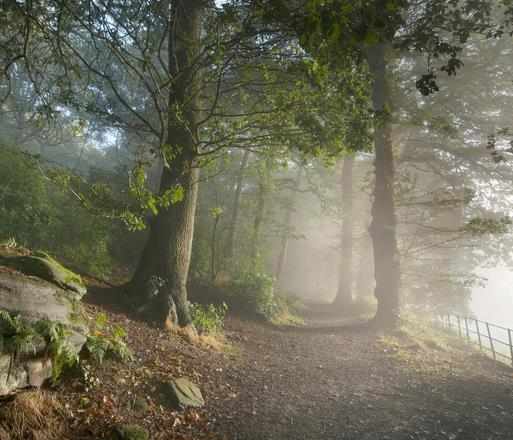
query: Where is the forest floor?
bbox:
[5,282,513,440]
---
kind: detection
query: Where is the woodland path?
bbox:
[62,287,513,440]
[207,315,513,440]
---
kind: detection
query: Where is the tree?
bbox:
[224,150,250,263]
[262,0,506,327]
[333,155,354,308]
[364,45,401,327]
[128,0,205,329]
[275,166,303,283]
[2,0,372,329]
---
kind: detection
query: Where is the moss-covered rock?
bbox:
[112,424,149,440]
[0,251,86,298]
[0,270,88,395]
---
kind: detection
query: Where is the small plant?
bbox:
[79,361,101,392]
[189,302,228,335]
[84,312,133,364]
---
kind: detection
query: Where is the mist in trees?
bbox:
[1,0,513,333]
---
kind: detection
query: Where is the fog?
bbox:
[472,268,513,328]
[3,2,513,439]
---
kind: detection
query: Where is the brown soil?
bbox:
[36,284,513,440]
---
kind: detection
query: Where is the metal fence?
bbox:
[438,314,513,367]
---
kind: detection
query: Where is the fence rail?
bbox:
[437,314,513,367]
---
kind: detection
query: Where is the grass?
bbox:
[377,314,481,374]
[0,391,67,440]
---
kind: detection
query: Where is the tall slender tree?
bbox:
[367,45,401,327]
[333,155,354,308]
[224,150,250,262]
[275,166,303,283]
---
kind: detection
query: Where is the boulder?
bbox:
[157,377,205,410]
[0,266,88,395]
[0,356,53,394]
[0,251,87,298]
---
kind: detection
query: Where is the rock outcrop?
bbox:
[0,251,87,298]
[0,252,88,395]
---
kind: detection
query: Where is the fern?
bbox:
[84,314,133,364]
[0,309,132,384]
[0,311,80,382]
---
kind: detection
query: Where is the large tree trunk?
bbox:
[333,155,354,308]
[128,0,204,329]
[275,167,302,284]
[224,150,250,263]
[367,44,401,329]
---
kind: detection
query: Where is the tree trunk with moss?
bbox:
[367,44,400,329]
[129,0,204,329]
[333,156,354,308]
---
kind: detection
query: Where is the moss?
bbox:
[0,252,86,297]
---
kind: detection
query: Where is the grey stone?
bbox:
[0,252,87,298]
[157,377,205,409]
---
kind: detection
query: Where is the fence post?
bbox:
[457,316,462,338]
[476,319,483,350]
[464,318,470,342]
[508,329,513,368]
[447,314,451,330]
[486,322,496,361]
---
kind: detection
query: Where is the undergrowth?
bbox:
[189,302,228,335]
[0,310,79,382]
[84,312,133,364]
[0,310,132,384]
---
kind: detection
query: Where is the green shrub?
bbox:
[84,312,133,364]
[228,271,280,321]
[189,302,228,335]
[0,145,114,276]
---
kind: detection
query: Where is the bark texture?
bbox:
[367,44,401,329]
[129,0,204,328]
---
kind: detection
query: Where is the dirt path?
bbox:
[57,289,513,440]
[207,317,513,440]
